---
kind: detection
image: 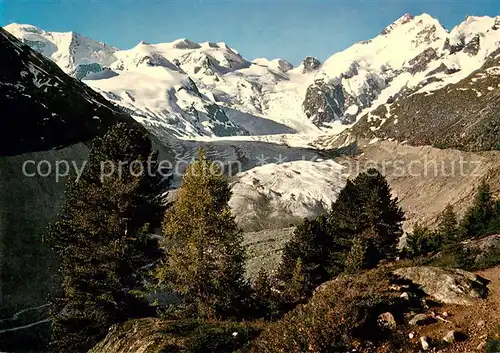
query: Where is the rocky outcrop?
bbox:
[392,266,490,305]
[301,56,321,72]
[407,47,439,74]
[463,34,481,56]
[0,28,130,156]
[89,318,262,353]
[351,55,500,151]
[205,104,248,137]
[303,79,352,126]
[88,318,176,353]
[443,37,465,54]
[70,62,104,79]
[275,59,293,73]
[463,234,500,253]
[425,62,460,76]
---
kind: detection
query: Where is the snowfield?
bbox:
[229,159,347,231]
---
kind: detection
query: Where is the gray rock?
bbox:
[443,330,457,343]
[462,234,500,264]
[420,336,430,350]
[377,312,397,330]
[443,330,467,343]
[392,266,490,305]
[303,79,349,126]
[301,56,321,72]
[407,47,438,75]
[409,313,432,326]
[463,34,480,56]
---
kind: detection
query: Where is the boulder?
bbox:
[420,336,430,350]
[377,312,397,330]
[463,234,500,254]
[409,313,434,326]
[89,318,177,353]
[443,330,466,343]
[392,266,489,305]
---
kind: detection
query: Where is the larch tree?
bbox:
[157,148,249,320]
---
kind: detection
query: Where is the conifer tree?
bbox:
[404,222,441,259]
[45,123,165,353]
[252,269,274,319]
[345,237,368,274]
[461,181,496,238]
[283,258,307,303]
[157,149,249,320]
[329,169,405,267]
[436,204,459,244]
[277,215,334,295]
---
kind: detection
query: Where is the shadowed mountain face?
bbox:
[0,30,161,350]
[351,53,500,151]
[0,28,129,157]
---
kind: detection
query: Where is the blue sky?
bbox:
[1,0,498,64]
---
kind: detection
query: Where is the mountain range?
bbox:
[4,13,499,145]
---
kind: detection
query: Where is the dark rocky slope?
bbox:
[352,53,500,151]
[0,28,170,350]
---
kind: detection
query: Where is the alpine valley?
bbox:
[0,12,500,351]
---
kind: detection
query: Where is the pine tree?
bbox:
[436,204,459,244]
[329,169,405,267]
[156,148,249,320]
[45,123,165,352]
[253,269,272,300]
[283,258,307,303]
[345,237,368,274]
[461,181,496,238]
[252,269,274,319]
[277,215,334,295]
[404,222,441,259]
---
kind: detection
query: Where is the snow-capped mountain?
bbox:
[4,13,499,144]
[4,23,118,78]
[4,23,324,139]
[0,27,131,156]
[348,51,500,151]
[305,14,500,126]
[84,39,322,140]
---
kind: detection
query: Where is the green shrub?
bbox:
[429,243,481,270]
[251,269,404,353]
[405,223,443,259]
[183,321,262,353]
[485,325,500,353]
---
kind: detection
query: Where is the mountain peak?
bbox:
[381,13,444,36]
[4,23,44,35]
[172,38,201,49]
[302,56,321,72]
[382,13,415,34]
